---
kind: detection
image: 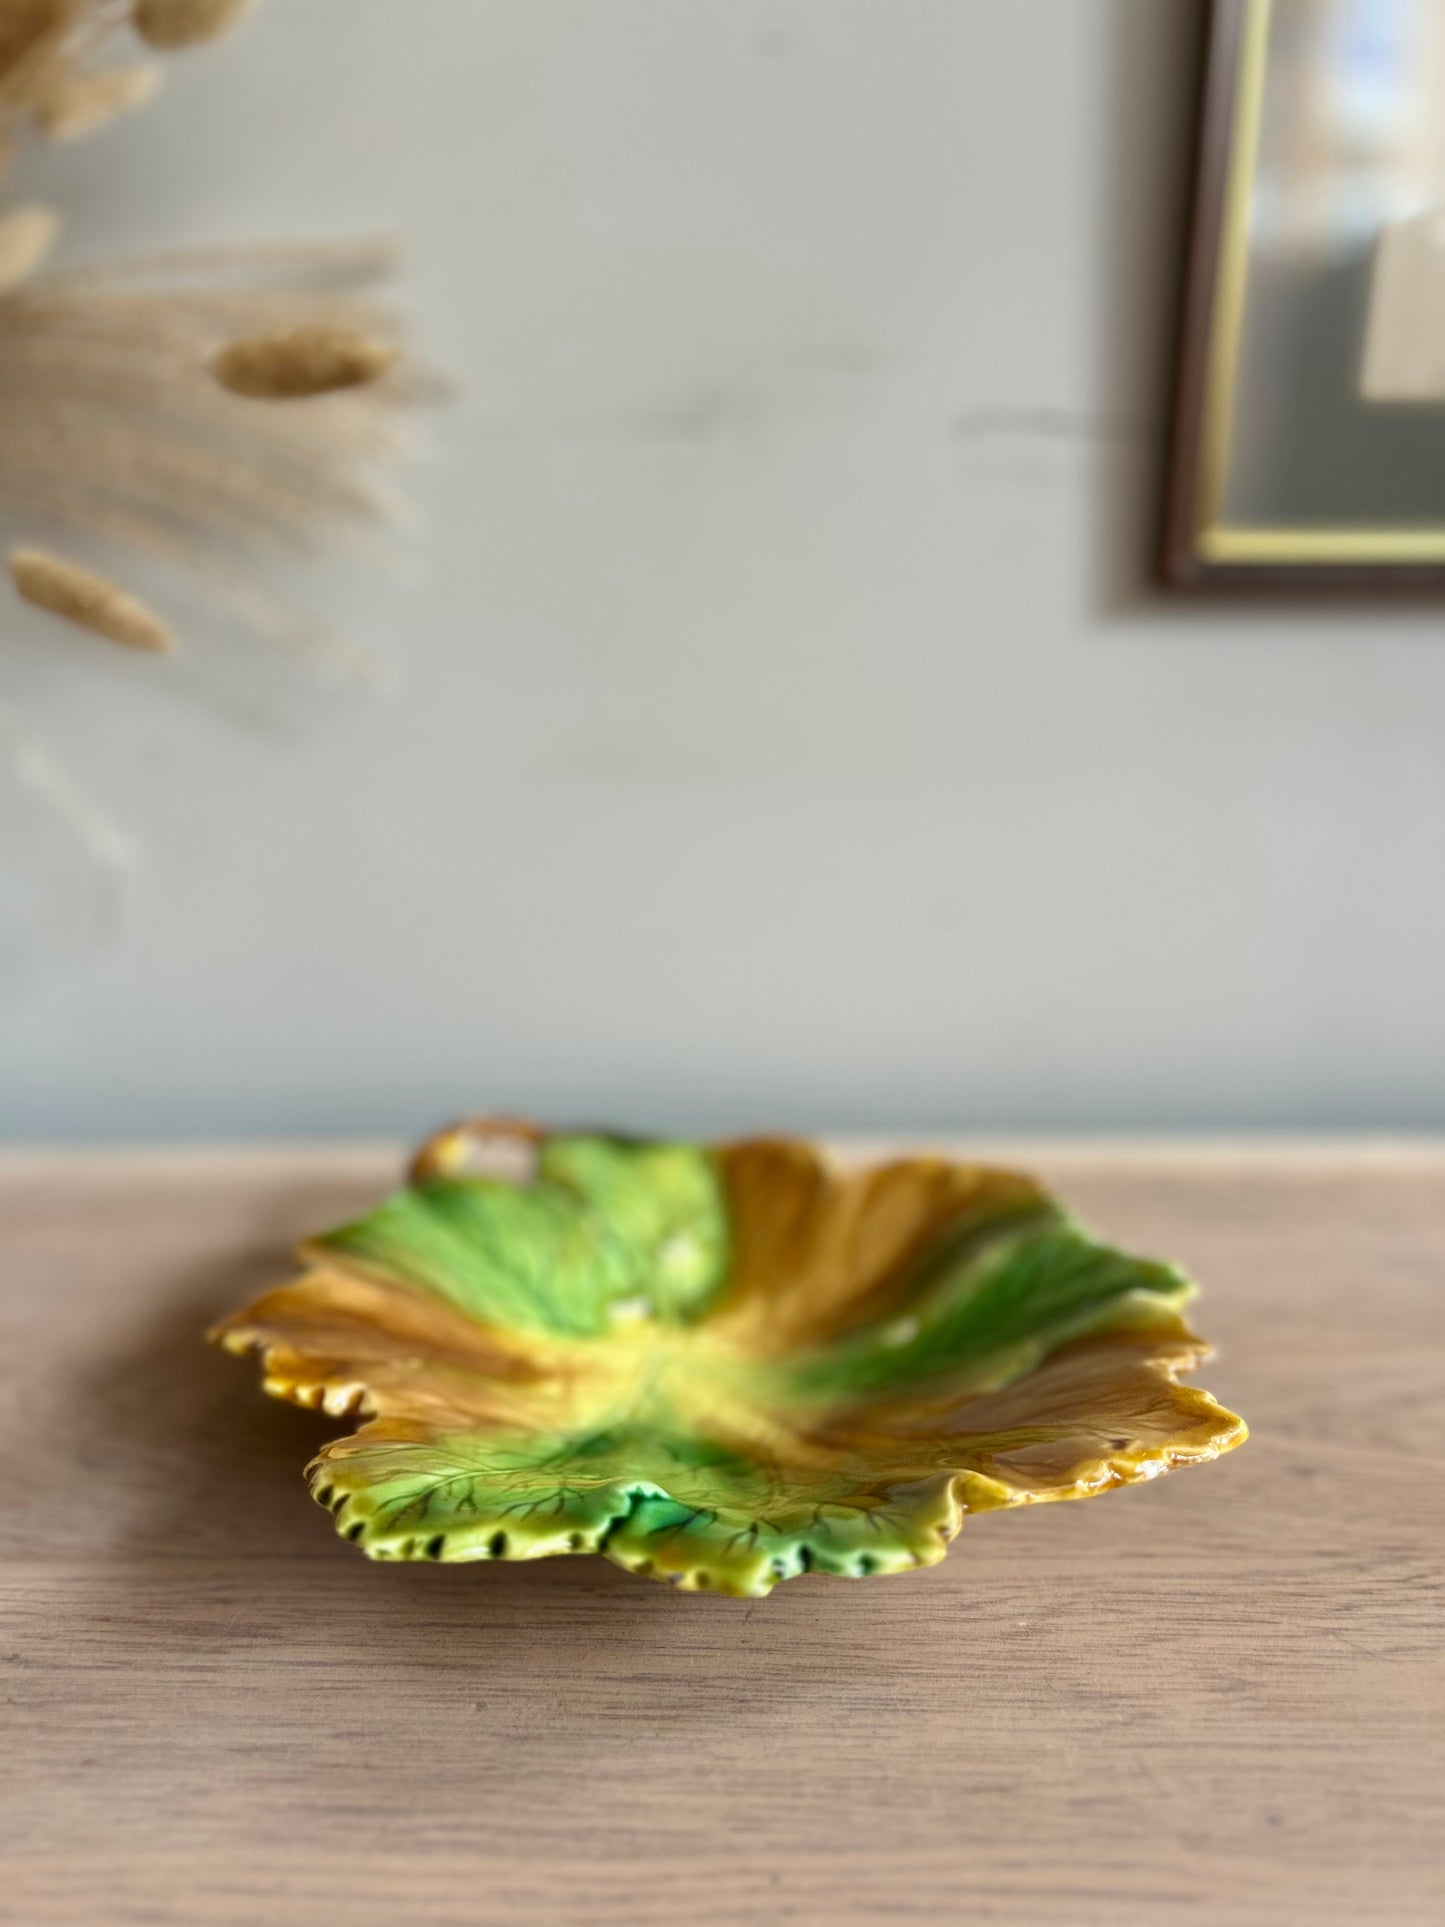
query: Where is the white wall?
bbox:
[5,0,1445,1141]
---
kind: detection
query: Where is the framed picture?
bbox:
[1164,0,1445,589]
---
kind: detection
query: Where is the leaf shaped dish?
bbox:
[214,1119,1246,1597]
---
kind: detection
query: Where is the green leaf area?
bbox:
[312,1134,730,1337]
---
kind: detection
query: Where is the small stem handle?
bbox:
[408,1115,547,1185]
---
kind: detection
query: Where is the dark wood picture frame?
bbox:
[1162,0,1445,592]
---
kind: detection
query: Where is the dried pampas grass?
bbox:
[133,0,254,51]
[1,4,168,158]
[10,546,173,650]
[0,700,136,931]
[1,237,416,666]
[212,321,397,399]
[35,61,161,140]
[0,0,69,98]
[0,0,427,923]
[1,3,416,671]
[0,201,57,290]
[0,2,259,150]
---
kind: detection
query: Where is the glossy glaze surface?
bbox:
[215,1120,1246,1596]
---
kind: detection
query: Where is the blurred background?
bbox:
[5,0,1445,1142]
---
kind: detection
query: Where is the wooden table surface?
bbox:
[2,1144,1442,1926]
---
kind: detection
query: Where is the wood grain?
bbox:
[1,1146,1442,1925]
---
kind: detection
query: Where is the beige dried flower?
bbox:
[211,322,397,399]
[0,202,58,292]
[0,240,416,677]
[0,0,423,905]
[0,0,72,89]
[10,546,174,652]
[132,0,254,50]
[36,63,161,141]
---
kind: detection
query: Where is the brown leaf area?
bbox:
[809,1320,1243,1506]
[709,1138,1050,1349]
[212,1268,586,1434]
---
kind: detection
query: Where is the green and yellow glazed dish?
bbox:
[214,1119,1246,1598]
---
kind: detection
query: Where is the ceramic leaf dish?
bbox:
[214,1119,1247,1597]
